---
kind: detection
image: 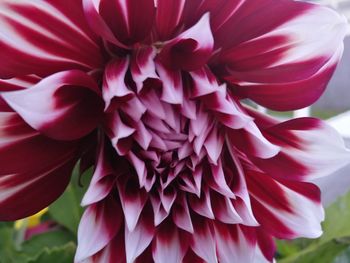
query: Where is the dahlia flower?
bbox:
[0,0,349,262]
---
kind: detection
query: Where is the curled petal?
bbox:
[2,70,104,141]
[131,47,158,93]
[158,13,214,71]
[103,58,133,111]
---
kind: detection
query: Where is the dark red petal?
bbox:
[98,0,155,45]
[0,112,78,220]
[155,0,185,40]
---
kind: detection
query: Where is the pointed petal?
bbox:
[118,177,148,232]
[191,219,218,263]
[75,195,122,262]
[153,223,189,263]
[82,139,116,206]
[253,117,350,180]
[125,212,154,263]
[214,224,257,263]
[156,63,184,105]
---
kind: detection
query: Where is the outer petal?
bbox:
[0,0,103,78]
[75,195,122,262]
[247,169,324,239]
[2,70,104,141]
[250,113,350,181]
[87,0,155,45]
[155,0,185,40]
[0,112,78,220]
[219,2,348,110]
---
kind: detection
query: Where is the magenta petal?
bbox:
[125,213,154,263]
[75,195,122,262]
[98,0,156,45]
[153,223,189,263]
[103,58,133,111]
[0,112,78,220]
[82,139,115,206]
[2,70,104,141]
[158,13,214,71]
[0,0,103,78]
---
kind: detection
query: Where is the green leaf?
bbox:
[48,167,93,234]
[333,246,350,263]
[27,243,76,263]
[20,230,75,257]
[277,240,348,263]
[318,191,350,244]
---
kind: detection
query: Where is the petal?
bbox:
[252,115,350,180]
[117,177,148,232]
[0,0,103,78]
[0,75,41,91]
[227,120,280,159]
[247,169,324,239]
[219,2,348,110]
[153,223,189,263]
[158,13,214,71]
[131,47,158,93]
[102,58,133,111]
[0,112,79,220]
[156,63,183,104]
[155,0,185,40]
[2,70,104,141]
[172,193,194,233]
[93,0,155,45]
[75,195,122,262]
[82,139,116,206]
[214,224,257,263]
[191,219,218,263]
[125,212,154,263]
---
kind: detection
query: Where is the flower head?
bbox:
[0,0,349,262]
